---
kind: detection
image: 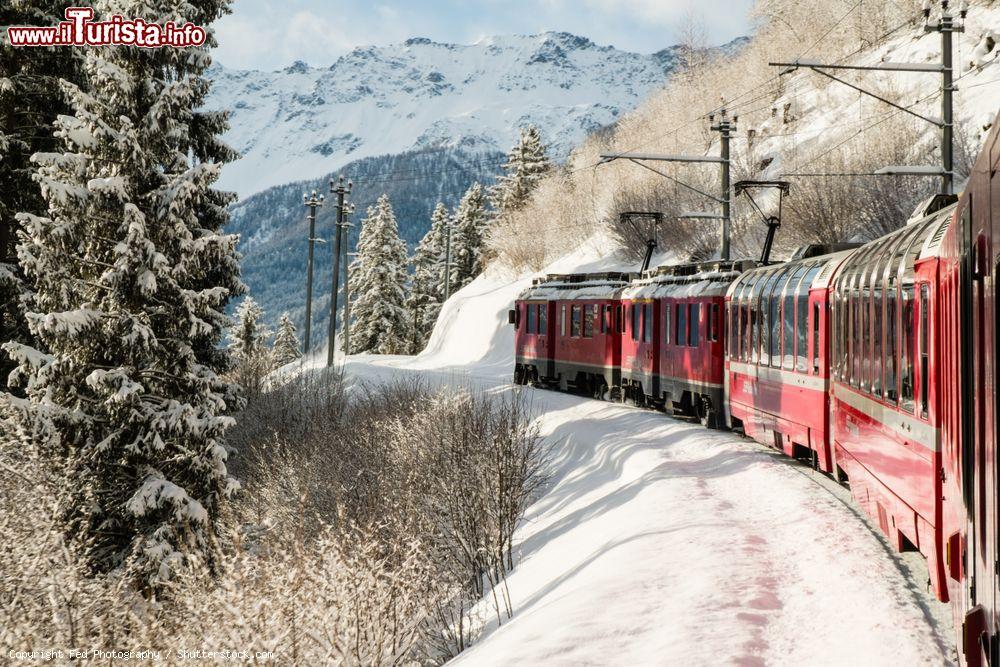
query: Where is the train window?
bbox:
[755,273,773,364]
[862,289,872,393]
[851,290,860,387]
[769,293,781,367]
[571,305,582,338]
[527,303,538,334]
[665,302,671,344]
[711,303,720,342]
[885,289,898,403]
[873,288,883,398]
[920,284,929,418]
[782,289,795,370]
[690,303,700,346]
[644,303,653,343]
[584,304,595,338]
[616,304,625,334]
[630,303,640,341]
[742,304,750,362]
[813,302,821,374]
[726,304,733,357]
[599,305,606,334]
[539,304,548,336]
[561,304,567,337]
[901,286,916,413]
[796,295,809,373]
[677,303,688,346]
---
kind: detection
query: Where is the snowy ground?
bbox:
[297,269,956,666]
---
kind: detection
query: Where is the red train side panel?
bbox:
[725,251,848,472]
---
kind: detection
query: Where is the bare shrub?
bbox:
[1,376,549,665]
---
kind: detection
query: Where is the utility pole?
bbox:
[345,250,358,356]
[770,1,968,196]
[709,108,735,260]
[327,175,352,367]
[932,0,964,196]
[302,190,324,354]
[443,222,452,301]
[339,211,354,356]
[598,125,733,260]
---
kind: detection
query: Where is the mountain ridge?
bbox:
[206,31,746,199]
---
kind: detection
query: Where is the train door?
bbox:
[546,301,557,379]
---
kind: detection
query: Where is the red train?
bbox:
[510,112,1000,666]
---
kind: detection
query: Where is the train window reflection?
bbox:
[690,303,700,347]
[920,284,929,418]
[677,303,688,346]
[901,286,916,413]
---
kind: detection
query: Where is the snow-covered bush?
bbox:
[1,373,548,665]
[228,374,549,662]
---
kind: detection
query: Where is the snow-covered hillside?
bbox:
[205,32,744,198]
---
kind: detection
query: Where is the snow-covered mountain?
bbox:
[206,32,742,198]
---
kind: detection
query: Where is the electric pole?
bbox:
[443,222,452,301]
[930,0,965,196]
[770,1,968,196]
[302,190,324,354]
[345,250,358,356]
[327,175,352,367]
[709,108,736,260]
[339,210,355,356]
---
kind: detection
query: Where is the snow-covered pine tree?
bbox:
[406,202,449,351]
[0,0,243,585]
[347,195,412,354]
[489,125,552,217]
[0,3,84,392]
[272,312,301,366]
[449,183,489,293]
[228,296,272,396]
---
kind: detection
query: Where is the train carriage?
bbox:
[938,110,1000,665]
[622,260,753,426]
[828,205,956,602]
[726,249,849,472]
[513,273,630,394]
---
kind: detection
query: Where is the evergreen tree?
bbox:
[347,195,412,354]
[406,202,449,351]
[272,312,301,366]
[1,0,243,584]
[450,183,489,292]
[230,296,270,358]
[489,125,552,217]
[229,296,272,395]
[0,2,84,392]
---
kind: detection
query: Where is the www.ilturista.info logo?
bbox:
[7,7,206,48]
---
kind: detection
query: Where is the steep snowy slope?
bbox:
[205,32,745,198]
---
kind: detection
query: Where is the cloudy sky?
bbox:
[215,0,756,70]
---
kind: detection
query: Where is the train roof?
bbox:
[726,201,957,301]
[831,202,956,294]
[726,248,856,300]
[518,271,633,301]
[623,258,759,299]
